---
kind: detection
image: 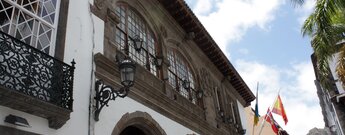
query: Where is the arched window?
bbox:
[167,49,198,104]
[114,3,158,76]
[0,0,61,55]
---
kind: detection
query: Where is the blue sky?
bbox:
[185,0,323,134]
[230,5,312,66]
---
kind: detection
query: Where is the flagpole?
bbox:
[257,88,280,135]
[252,82,259,135]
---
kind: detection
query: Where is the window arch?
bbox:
[114,3,158,76]
[167,49,198,104]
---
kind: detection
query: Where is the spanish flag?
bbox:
[272,95,288,125]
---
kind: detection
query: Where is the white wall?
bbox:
[0,0,104,134]
[329,54,345,94]
[0,106,57,134]
[95,97,199,135]
[57,0,102,133]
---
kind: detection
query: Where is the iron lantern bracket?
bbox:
[94,79,130,121]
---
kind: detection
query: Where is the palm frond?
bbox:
[302,13,316,37]
[295,0,345,91]
[334,0,345,10]
[311,31,337,91]
[291,0,305,7]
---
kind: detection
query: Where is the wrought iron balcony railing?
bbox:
[0,31,75,110]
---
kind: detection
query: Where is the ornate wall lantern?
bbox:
[225,116,233,124]
[182,79,191,90]
[196,90,204,99]
[133,35,143,52]
[94,57,136,121]
[154,56,163,68]
[219,110,225,118]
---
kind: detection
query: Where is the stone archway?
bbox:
[112,111,166,135]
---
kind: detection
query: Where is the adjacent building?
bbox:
[312,52,345,135]
[0,0,255,134]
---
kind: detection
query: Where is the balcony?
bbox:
[0,31,75,129]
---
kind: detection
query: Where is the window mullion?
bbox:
[4,0,54,28]
[143,43,150,70]
[175,73,180,91]
[124,6,130,55]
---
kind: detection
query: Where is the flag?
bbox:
[253,83,259,126]
[272,95,288,125]
[265,109,279,134]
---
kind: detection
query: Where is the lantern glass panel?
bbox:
[156,57,163,66]
[135,41,142,51]
[119,59,136,87]
[183,80,190,89]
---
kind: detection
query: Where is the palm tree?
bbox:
[293,0,345,90]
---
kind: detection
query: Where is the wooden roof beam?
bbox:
[232,81,242,87]
[195,36,208,43]
[208,49,221,57]
[176,14,192,23]
[214,58,225,66]
[181,21,194,29]
[165,1,179,9]
[183,24,199,32]
[171,7,186,16]
[198,42,211,48]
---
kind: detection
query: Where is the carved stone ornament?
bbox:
[198,68,214,97]
[160,25,168,38]
[94,0,105,10]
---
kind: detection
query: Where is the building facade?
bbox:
[0,0,255,134]
[312,54,345,135]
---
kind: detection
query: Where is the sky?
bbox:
[185,0,323,135]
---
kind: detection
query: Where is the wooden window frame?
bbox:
[167,49,200,105]
[114,3,160,77]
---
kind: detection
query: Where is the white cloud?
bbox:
[235,60,323,135]
[235,59,281,94]
[192,0,215,15]
[186,1,323,134]
[189,0,283,57]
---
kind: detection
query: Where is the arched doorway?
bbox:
[112,111,166,135]
[119,126,146,135]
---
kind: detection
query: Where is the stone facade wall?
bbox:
[91,0,247,134]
